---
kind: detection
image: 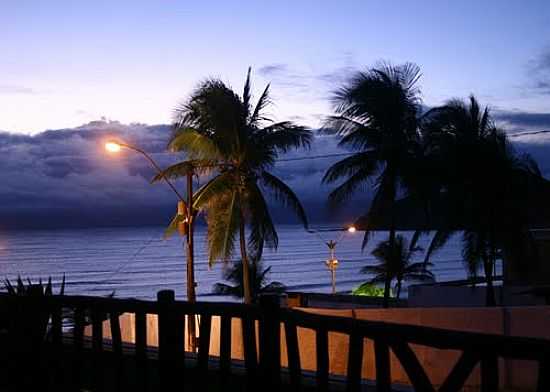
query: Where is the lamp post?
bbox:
[309,226,356,295]
[105,140,198,350]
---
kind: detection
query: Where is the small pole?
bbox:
[185,172,198,352]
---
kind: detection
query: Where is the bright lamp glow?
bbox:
[347,226,356,233]
[105,141,122,153]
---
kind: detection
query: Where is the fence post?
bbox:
[259,294,282,391]
[157,290,178,392]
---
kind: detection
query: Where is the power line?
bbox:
[508,130,550,138]
[275,152,354,162]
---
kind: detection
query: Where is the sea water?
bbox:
[0,225,491,301]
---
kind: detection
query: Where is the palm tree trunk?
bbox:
[383,278,391,308]
[396,279,402,299]
[239,213,253,304]
[386,171,397,308]
[385,200,396,308]
[483,254,496,306]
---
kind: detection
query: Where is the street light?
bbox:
[309,225,356,295]
[105,139,198,350]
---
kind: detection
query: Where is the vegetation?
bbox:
[212,259,286,302]
[161,68,311,303]
[4,274,65,296]
[362,235,434,305]
[149,61,546,307]
[323,64,544,306]
[352,282,386,297]
[323,62,423,248]
[418,96,544,305]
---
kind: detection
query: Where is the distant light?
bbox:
[347,226,356,233]
[105,141,122,153]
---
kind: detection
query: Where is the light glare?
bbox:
[105,142,122,153]
[347,226,356,233]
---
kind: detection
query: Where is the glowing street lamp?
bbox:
[105,141,122,153]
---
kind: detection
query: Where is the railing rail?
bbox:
[0,290,549,391]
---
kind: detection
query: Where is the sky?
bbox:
[0,1,549,228]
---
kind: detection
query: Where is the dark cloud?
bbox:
[495,110,550,132]
[0,121,349,229]
[257,54,359,102]
[1,117,549,230]
[0,121,177,229]
[527,46,550,94]
[258,64,288,77]
[317,65,358,85]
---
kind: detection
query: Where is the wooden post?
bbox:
[316,327,329,392]
[72,307,85,390]
[135,311,148,392]
[109,312,124,391]
[157,290,181,392]
[284,318,302,391]
[219,315,232,383]
[91,306,104,391]
[259,295,282,391]
[481,355,499,392]
[374,340,391,392]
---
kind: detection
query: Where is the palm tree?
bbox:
[322,63,423,296]
[420,96,543,305]
[160,68,311,304]
[212,259,286,302]
[362,235,434,304]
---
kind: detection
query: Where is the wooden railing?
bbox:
[1,290,549,391]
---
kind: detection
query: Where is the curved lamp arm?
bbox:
[114,142,188,209]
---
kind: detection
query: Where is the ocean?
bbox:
[0,225,497,301]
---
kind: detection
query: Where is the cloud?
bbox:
[0,120,178,228]
[1,114,550,229]
[0,118,368,229]
[495,110,550,132]
[258,64,289,77]
[527,46,550,94]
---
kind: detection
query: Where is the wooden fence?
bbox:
[1,290,550,391]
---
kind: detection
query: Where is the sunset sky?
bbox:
[1,0,549,133]
[0,1,549,228]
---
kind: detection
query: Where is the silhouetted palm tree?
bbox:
[212,259,286,302]
[323,62,423,307]
[420,96,543,305]
[362,235,434,304]
[162,68,311,303]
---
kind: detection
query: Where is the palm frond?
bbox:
[247,182,278,260]
[326,168,373,205]
[152,159,217,183]
[192,171,236,211]
[168,128,222,159]
[261,171,308,228]
[250,83,272,125]
[323,151,379,184]
[206,190,241,266]
[243,67,252,117]
[423,230,455,265]
[256,122,312,153]
[163,214,187,239]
